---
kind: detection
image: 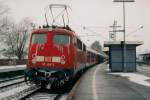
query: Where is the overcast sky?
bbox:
[1,0,150,53]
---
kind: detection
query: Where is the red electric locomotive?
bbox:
[25,26,104,88]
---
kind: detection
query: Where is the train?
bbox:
[25,25,106,88]
[138,53,150,64]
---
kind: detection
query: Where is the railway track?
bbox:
[0,76,24,90]
[0,78,69,100]
[20,89,68,100]
[0,75,24,83]
[20,73,83,100]
[0,82,40,100]
[0,68,82,100]
[0,75,40,100]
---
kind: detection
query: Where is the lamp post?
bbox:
[113,0,135,71]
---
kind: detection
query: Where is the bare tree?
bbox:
[0,2,10,28]
[1,17,32,60]
[0,17,15,59]
[0,3,10,47]
[14,18,32,60]
[0,3,32,60]
[91,41,103,53]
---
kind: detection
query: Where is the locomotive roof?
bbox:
[32,28,75,36]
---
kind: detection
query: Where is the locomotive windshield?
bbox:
[31,34,47,44]
[53,34,70,44]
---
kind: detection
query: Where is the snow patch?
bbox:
[109,73,150,87]
[105,64,110,71]
[0,85,30,99]
[0,65,26,69]
[60,94,68,100]
[105,68,110,71]
[0,65,26,73]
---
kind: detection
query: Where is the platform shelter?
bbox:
[104,41,143,72]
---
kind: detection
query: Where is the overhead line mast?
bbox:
[109,20,121,41]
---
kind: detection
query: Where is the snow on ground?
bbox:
[109,72,150,87]
[105,64,110,71]
[0,84,30,99]
[0,65,26,69]
[138,65,150,71]
[0,65,26,73]
[60,94,68,100]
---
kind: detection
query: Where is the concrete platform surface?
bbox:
[71,63,150,100]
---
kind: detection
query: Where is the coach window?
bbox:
[83,44,86,51]
[73,37,77,46]
[53,34,70,45]
[77,38,82,50]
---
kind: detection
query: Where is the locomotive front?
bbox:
[25,28,75,88]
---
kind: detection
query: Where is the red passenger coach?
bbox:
[25,26,104,88]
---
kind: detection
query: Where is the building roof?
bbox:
[104,41,143,47]
[139,52,150,55]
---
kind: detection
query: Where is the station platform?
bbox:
[0,65,26,73]
[70,63,150,100]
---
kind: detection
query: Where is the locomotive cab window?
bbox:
[32,34,47,44]
[53,34,70,45]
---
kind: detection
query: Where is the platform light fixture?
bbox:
[113,0,135,2]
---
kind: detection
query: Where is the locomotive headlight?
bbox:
[60,59,65,65]
[60,55,65,65]
[52,56,60,62]
[36,56,44,62]
[32,57,36,64]
[32,56,44,63]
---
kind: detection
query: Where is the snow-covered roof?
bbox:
[139,52,150,55]
[104,41,143,47]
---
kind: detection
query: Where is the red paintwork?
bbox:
[28,28,76,69]
[27,28,98,73]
